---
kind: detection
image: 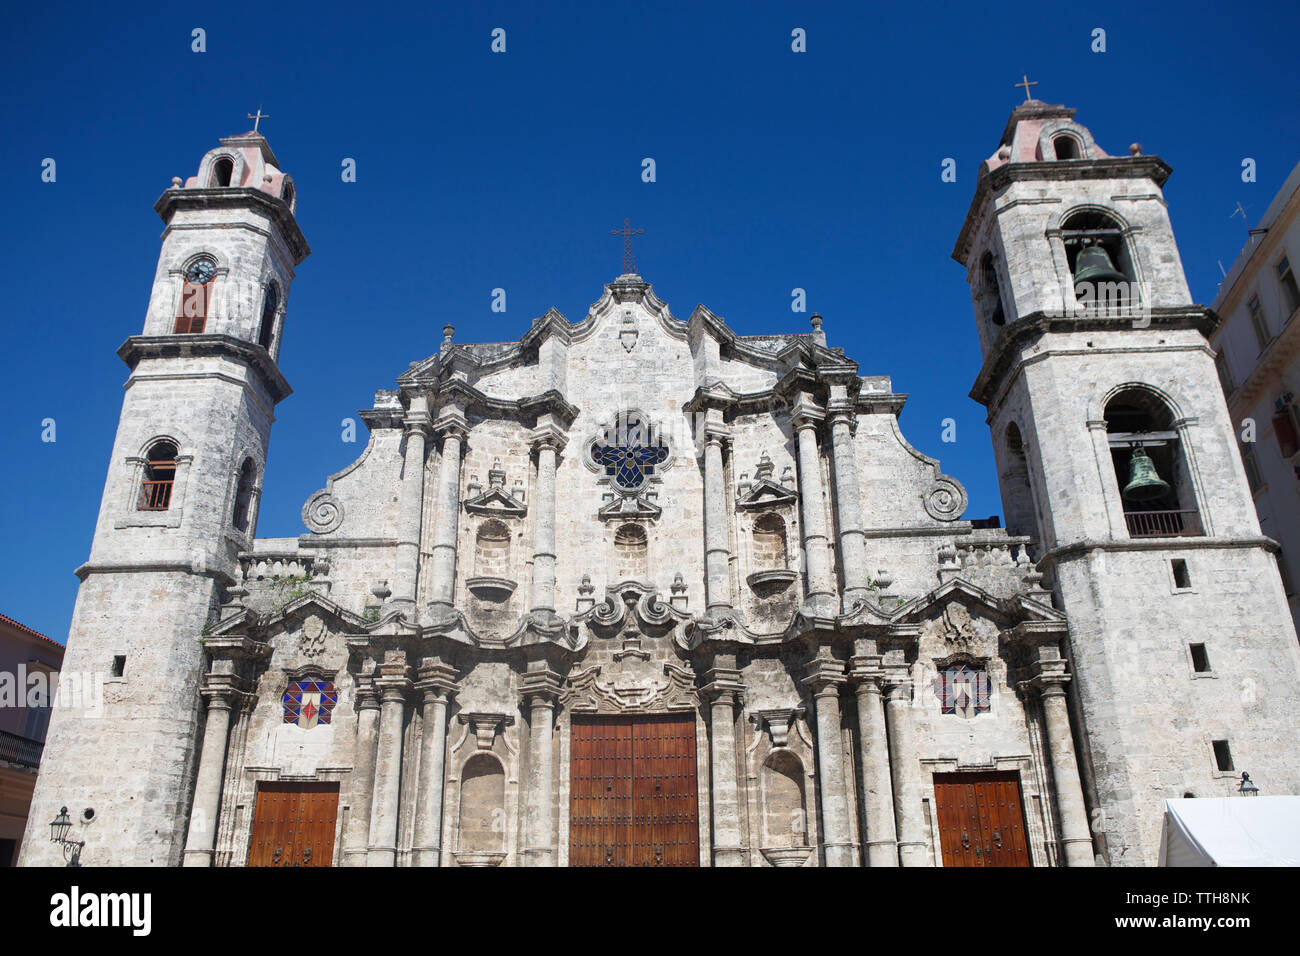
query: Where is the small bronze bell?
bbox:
[1074,244,1127,286]
[1122,446,1171,501]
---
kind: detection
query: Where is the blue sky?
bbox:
[2,1,1297,642]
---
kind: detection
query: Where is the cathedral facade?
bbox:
[22,102,1300,868]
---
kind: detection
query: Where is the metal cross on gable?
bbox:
[1014,74,1039,101]
[610,217,645,275]
[247,106,270,133]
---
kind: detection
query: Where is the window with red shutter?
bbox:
[1274,407,1300,459]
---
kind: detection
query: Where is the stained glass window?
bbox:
[935,664,991,718]
[590,415,669,492]
[283,678,338,729]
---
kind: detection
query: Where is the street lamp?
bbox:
[1237,772,1259,796]
[47,806,85,866]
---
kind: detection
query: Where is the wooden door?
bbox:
[933,771,1031,867]
[570,713,699,867]
[247,782,339,867]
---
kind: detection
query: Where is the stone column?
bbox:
[182,689,234,867]
[520,670,563,866]
[702,430,733,613]
[367,674,410,866]
[850,657,897,866]
[428,423,467,612]
[827,395,869,610]
[703,666,746,866]
[792,407,836,614]
[804,660,855,866]
[392,395,431,611]
[530,430,564,613]
[884,675,929,866]
[1034,668,1095,867]
[411,664,457,867]
[342,681,380,866]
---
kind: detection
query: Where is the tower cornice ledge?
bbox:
[118,334,293,404]
[1035,534,1283,572]
[154,186,310,265]
[968,306,1220,407]
[953,156,1173,264]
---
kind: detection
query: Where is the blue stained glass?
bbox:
[591,423,668,492]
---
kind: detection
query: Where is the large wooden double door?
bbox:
[933,771,1031,867]
[247,782,339,867]
[569,713,700,867]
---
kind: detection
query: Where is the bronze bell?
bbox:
[1074,244,1127,285]
[1122,446,1171,501]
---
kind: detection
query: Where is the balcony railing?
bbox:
[1124,509,1203,538]
[139,479,174,511]
[0,729,44,770]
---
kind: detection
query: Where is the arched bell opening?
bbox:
[1061,210,1137,311]
[1104,388,1202,538]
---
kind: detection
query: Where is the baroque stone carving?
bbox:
[302,490,344,534]
[298,614,329,658]
[924,478,967,521]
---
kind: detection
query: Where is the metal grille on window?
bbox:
[591,416,669,492]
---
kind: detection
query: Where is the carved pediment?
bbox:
[598,494,661,520]
[564,659,698,713]
[464,460,527,517]
[736,479,799,510]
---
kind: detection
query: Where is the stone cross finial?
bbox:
[247,107,270,133]
[1014,74,1038,101]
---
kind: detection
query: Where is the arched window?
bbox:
[139,441,178,511]
[752,513,788,570]
[282,181,295,210]
[282,677,337,729]
[211,156,234,187]
[458,753,506,854]
[1052,135,1080,160]
[981,251,1005,326]
[935,663,991,717]
[1104,388,1201,537]
[1001,423,1041,545]
[474,519,511,577]
[175,256,216,333]
[614,523,648,581]
[233,458,256,532]
[257,283,279,349]
[1061,210,1135,311]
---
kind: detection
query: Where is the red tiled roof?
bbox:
[0,612,64,651]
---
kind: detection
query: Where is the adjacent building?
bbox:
[1210,161,1300,635]
[0,613,64,866]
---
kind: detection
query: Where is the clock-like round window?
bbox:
[185,257,217,285]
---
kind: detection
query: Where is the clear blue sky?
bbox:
[2,1,1297,642]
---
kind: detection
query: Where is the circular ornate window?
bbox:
[586,410,670,494]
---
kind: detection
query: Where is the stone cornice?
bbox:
[968,306,1220,407]
[1036,534,1281,571]
[154,186,310,265]
[119,334,293,404]
[953,155,1173,265]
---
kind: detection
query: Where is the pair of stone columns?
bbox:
[182,687,238,867]
[703,666,746,865]
[520,669,563,865]
[392,397,432,611]
[1030,665,1095,867]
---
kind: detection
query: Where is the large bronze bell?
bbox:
[1074,244,1127,285]
[1122,446,1171,501]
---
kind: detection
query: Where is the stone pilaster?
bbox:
[702,666,746,866]
[702,428,733,613]
[529,426,566,614]
[366,670,411,867]
[411,663,458,867]
[803,658,856,867]
[884,673,930,866]
[849,655,898,867]
[181,687,236,867]
[1030,662,1095,867]
[427,418,468,613]
[520,669,563,866]
[826,387,869,610]
[792,401,836,615]
[391,394,431,611]
[342,679,380,866]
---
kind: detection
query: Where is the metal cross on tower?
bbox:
[1014,74,1039,101]
[610,218,645,275]
[247,107,270,133]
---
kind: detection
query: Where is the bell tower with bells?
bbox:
[954,96,1300,865]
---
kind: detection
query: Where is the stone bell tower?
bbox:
[21,130,309,865]
[953,98,1300,865]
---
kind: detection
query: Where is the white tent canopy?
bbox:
[1159,796,1300,866]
